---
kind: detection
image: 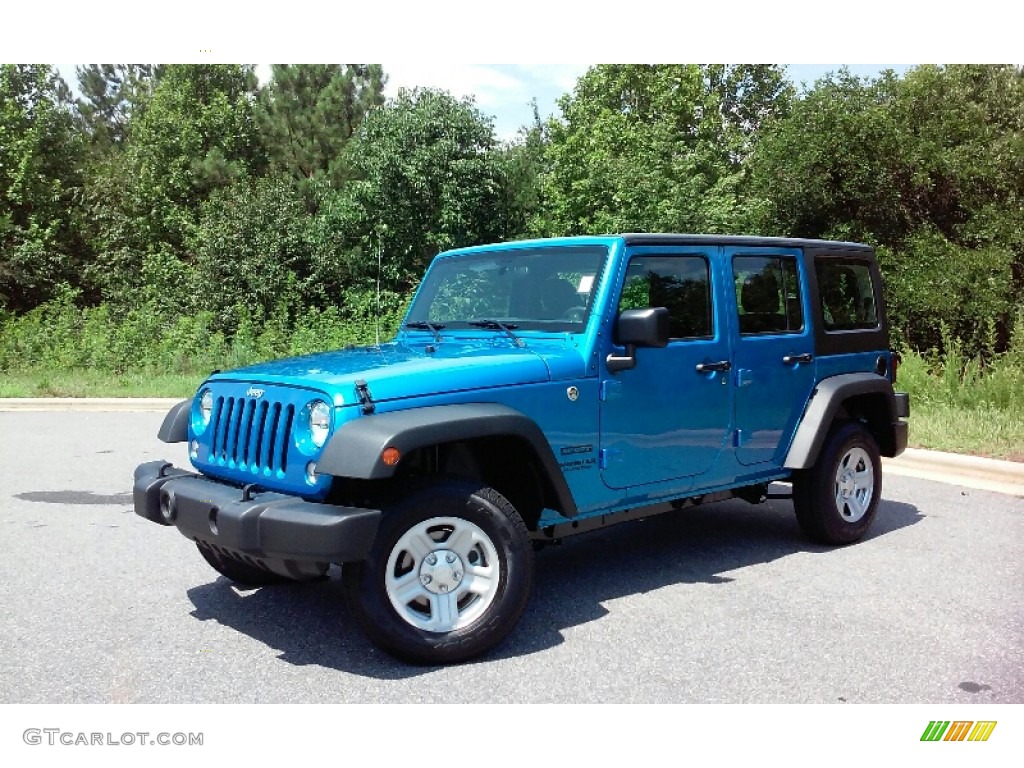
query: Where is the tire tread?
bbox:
[792,420,882,545]
[343,477,533,665]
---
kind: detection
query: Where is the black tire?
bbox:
[792,421,882,545]
[196,542,327,586]
[343,478,534,665]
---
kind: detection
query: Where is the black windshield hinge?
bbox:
[354,379,375,414]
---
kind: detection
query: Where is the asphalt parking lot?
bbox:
[1,411,1020,703]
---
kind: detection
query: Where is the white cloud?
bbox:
[381,63,529,108]
[513,64,590,94]
[373,64,592,140]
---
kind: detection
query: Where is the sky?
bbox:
[376,64,911,141]
[59,63,911,143]
[37,0,998,144]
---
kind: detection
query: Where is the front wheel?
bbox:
[343,479,534,664]
[792,421,882,545]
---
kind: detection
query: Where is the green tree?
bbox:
[748,70,916,244]
[85,65,263,302]
[0,64,83,311]
[891,65,1024,352]
[328,88,513,292]
[538,64,792,235]
[749,65,1024,352]
[126,64,262,245]
[256,64,385,191]
[73,65,164,303]
[188,175,348,327]
[75,64,163,151]
[499,99,550,238]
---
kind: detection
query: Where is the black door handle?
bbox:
[782,353,813,365]
[696,360,732,373]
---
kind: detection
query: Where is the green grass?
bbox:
[4,352,1022,462]
[904,402,1024,460]
[0,370,206,398]
[0,294,401,399]
[2,297,1022,460]
[895,338,1024,460]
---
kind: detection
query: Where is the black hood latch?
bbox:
[354,379,375,414]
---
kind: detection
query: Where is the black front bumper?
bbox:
[133,461,381,563]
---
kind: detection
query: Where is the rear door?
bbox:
[726,247,816,466]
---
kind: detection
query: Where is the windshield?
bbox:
[406,245,608,332]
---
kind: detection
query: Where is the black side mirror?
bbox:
[607,308,670,373]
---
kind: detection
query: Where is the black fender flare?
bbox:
[318,403,579,517]
[784,373,898,469]
[158,399,191,443]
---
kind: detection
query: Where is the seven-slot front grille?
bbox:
[208,396,295,473]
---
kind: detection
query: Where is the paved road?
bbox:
[1,412,1020,704]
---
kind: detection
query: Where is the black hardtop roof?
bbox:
[620,233,873,251]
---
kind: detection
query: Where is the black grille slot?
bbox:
[267,403,282,471]
[207,395,294,474]
[279,405,294,472]
[228,398,244,463]
[240,399,256,465]
[219,397,235,457]
[211,396,225,452]
[254,401,269,468]
[258,403,272,468]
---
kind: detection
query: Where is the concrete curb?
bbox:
[883,448,1024,498]
[887,447,1024,480]
[0,397,182,412]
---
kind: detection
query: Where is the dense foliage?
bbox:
[1,63,1022,380]
[536,64,793,235]
[748,66,1024,353]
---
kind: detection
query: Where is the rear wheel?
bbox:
[344,478,533,664]
[792,421,882,545]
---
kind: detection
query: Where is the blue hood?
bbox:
[208,338,585,405]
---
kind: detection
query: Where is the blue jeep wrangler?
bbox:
[135,234,909,663]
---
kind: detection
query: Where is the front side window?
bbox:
[816,259,879,331]
[618,254,713,339]
[406,245,607,332]
[733,255,804,335]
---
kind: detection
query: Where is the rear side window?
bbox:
[733,255,803,335]
[816,259,879,331]
[619,254,713,339]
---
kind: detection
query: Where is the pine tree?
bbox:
[256,64,386,190]
[75,64,162,150]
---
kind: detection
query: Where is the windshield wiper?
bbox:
[404,321,445,342]
[469,319,524,347]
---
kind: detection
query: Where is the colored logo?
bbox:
[921,721,997,742]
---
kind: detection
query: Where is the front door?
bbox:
[600,247,733,490]
[726,248,816,466]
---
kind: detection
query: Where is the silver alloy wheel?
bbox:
[834,446,874,523]
[384,516,501,633]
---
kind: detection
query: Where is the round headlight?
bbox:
[309,400,331,448]
[199,389,213,426]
